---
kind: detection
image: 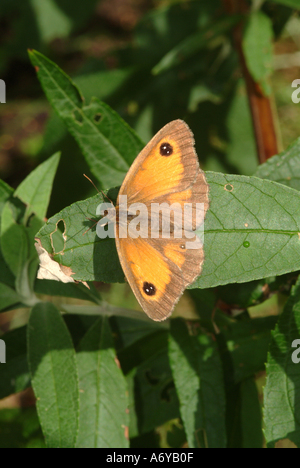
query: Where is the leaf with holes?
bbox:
[36,171,300,289]
[35,192,123,283]
[28,49,144,189]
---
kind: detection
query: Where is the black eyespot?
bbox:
[143,282,156,296]
[160,142,173,156]
[180,244,185,249]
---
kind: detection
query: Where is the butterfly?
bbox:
[101,120,209,321]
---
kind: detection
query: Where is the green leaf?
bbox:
[27,302,79,448]
[2,151,61,293]
[1,197,41,303]
[110,315,163,350]
[0,250,15,288]
[263,275,300,447]
[117,326,168,376]
[76,317,129,448]
[34,279,100,303]
[169,319,226,448]
[21,216,44,300]
[216,279,266,310]
[225,80,257,176]
[133,0,225,67]
[28,50,144,189]
[216,313,277,384]
[254,137,300,191]
[242,11,273,95]
[0,180,15,287]
[30,0,72,42]
[0,179,13,212]
[14,152,60,222]
[0,282,21,312]
[1,198,29,279]
[0,407,45,448]
[0,326,30,399]
[271,0,300,9]
[152,16,239,75]
[41,68,135,158]
[240,378,263,448]
[74,68,135,103]
[194,172,300,289]
[127,344,180,437]
[31,0,99,38]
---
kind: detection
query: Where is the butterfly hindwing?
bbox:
[116,235,204,321]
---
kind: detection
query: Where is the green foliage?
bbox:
[264,276,300,447]
[0,0,100,72]
[76,317,129,448]
[242,10,274,95]
[28,50,143,189]
[28,302,79,448]
[169,320,226,448]
[1,0,300,449]
[271,0,300,8]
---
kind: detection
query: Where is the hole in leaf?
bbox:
[224,183,234,192]
[94,113,102,123]
[26,212,35,227]
[51,220,66,253]
[145,370,160,386]
[160,381,175,403]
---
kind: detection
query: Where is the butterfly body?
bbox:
[113,120,209,321]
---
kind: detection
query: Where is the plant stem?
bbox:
[222,0,279,163]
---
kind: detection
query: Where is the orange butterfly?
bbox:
[103,120,209,321]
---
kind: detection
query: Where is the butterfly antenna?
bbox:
[83,174,113,203]
[82,218,99,236]
[83,173,100,193]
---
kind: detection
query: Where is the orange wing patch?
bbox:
[125,238,171,301]
[126,137,184,202]
[163,244,185,268]
[167,188,192,205]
